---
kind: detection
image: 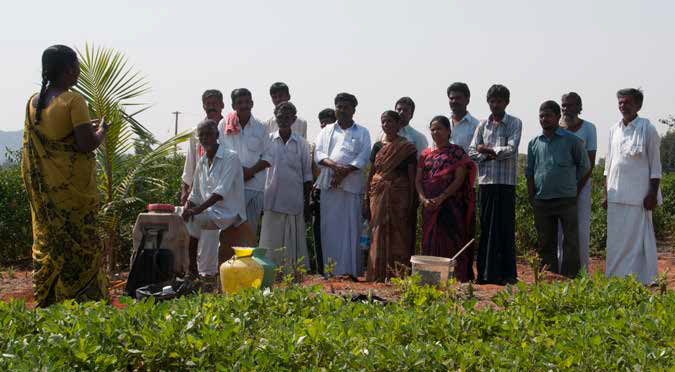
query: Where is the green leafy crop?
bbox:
[0,275,674,371]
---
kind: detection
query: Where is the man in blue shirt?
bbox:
[526,101,590,278]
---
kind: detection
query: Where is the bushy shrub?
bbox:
[0,150,31,265]
[0,275,674,370]
[112,154,185,269]
[514,176,538,254]
[0,152,185,268]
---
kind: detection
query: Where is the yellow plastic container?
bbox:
[219,247,275,294]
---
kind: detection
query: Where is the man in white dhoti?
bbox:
[259,102,313,269]
[604,88,662,284]
[556,92,597,272]
[218,88,272,234]
[180,90,224,277]
[314,93,371,277]
[182,120,248,277]
[265,82,308,138]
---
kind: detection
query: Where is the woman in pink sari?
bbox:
[416,116,477,282]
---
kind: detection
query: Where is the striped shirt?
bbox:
[469,113,523,185]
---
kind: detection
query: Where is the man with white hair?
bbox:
[180,90,225,277]
[604,88,662,284]
[182,119,248,277]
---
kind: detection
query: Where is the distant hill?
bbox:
[0,130,22,164]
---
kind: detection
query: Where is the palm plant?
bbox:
[74,44,191,273]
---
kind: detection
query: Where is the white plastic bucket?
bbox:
[410,255,454,287]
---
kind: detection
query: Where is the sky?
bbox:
[3,0,675,157]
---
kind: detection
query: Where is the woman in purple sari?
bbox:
[415,116,477,282]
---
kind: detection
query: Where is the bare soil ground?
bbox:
[3,253,674,309]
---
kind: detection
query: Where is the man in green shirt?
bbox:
[526,101,590,278]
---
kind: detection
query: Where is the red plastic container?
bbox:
[147,204,175,213]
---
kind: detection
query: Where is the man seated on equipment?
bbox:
[182,119,249,277]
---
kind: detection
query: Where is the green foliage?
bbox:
[112,154,186,268]
[660,117,675,172]
[1,276,674,370]
[654,174,675,240]
[514,174,538,253]
[0,151,185,267]
[0,150,30,264]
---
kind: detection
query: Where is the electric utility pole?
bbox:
[172,111,181,154]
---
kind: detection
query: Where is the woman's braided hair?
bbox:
[34,45,77,125]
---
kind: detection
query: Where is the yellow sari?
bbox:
[21,91,108,307]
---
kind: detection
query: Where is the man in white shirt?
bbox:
[603,88,662,284]
[265,82,308,138]
[259,102,313,269]
[448,82,480,152]
[182,119,248,277]
[179,90,224,277]
[556,92,598,272]
[218,88,272,233]
[314,93,372,277]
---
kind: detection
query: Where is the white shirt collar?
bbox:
[623,116,641,128]
[272,130,299,142]
[334,122,358,132]
[206,144,226,159]
[452,112,473,125]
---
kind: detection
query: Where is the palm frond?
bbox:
[120,108,156,144]
[75,44,152,192]
[74,44,193,273]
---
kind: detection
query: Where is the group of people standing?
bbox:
[178,76,663,287]
[21,44,663,307]
[179,80,663,288]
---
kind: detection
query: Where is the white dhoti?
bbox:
[245,189,264,234]
[606,202,658,284]
[259,210,309,269]
[320,189,362,277]
[557,181,592,271]
[186,213,241,276]
[186,213,219,238]
[197,231,220,276]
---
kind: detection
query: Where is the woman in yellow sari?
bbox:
[22,45,109,307]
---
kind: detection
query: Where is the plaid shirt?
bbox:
[469,113,522,185]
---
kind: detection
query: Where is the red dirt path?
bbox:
[3,253,675,308]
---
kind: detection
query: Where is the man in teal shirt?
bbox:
[526,101,590,278]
